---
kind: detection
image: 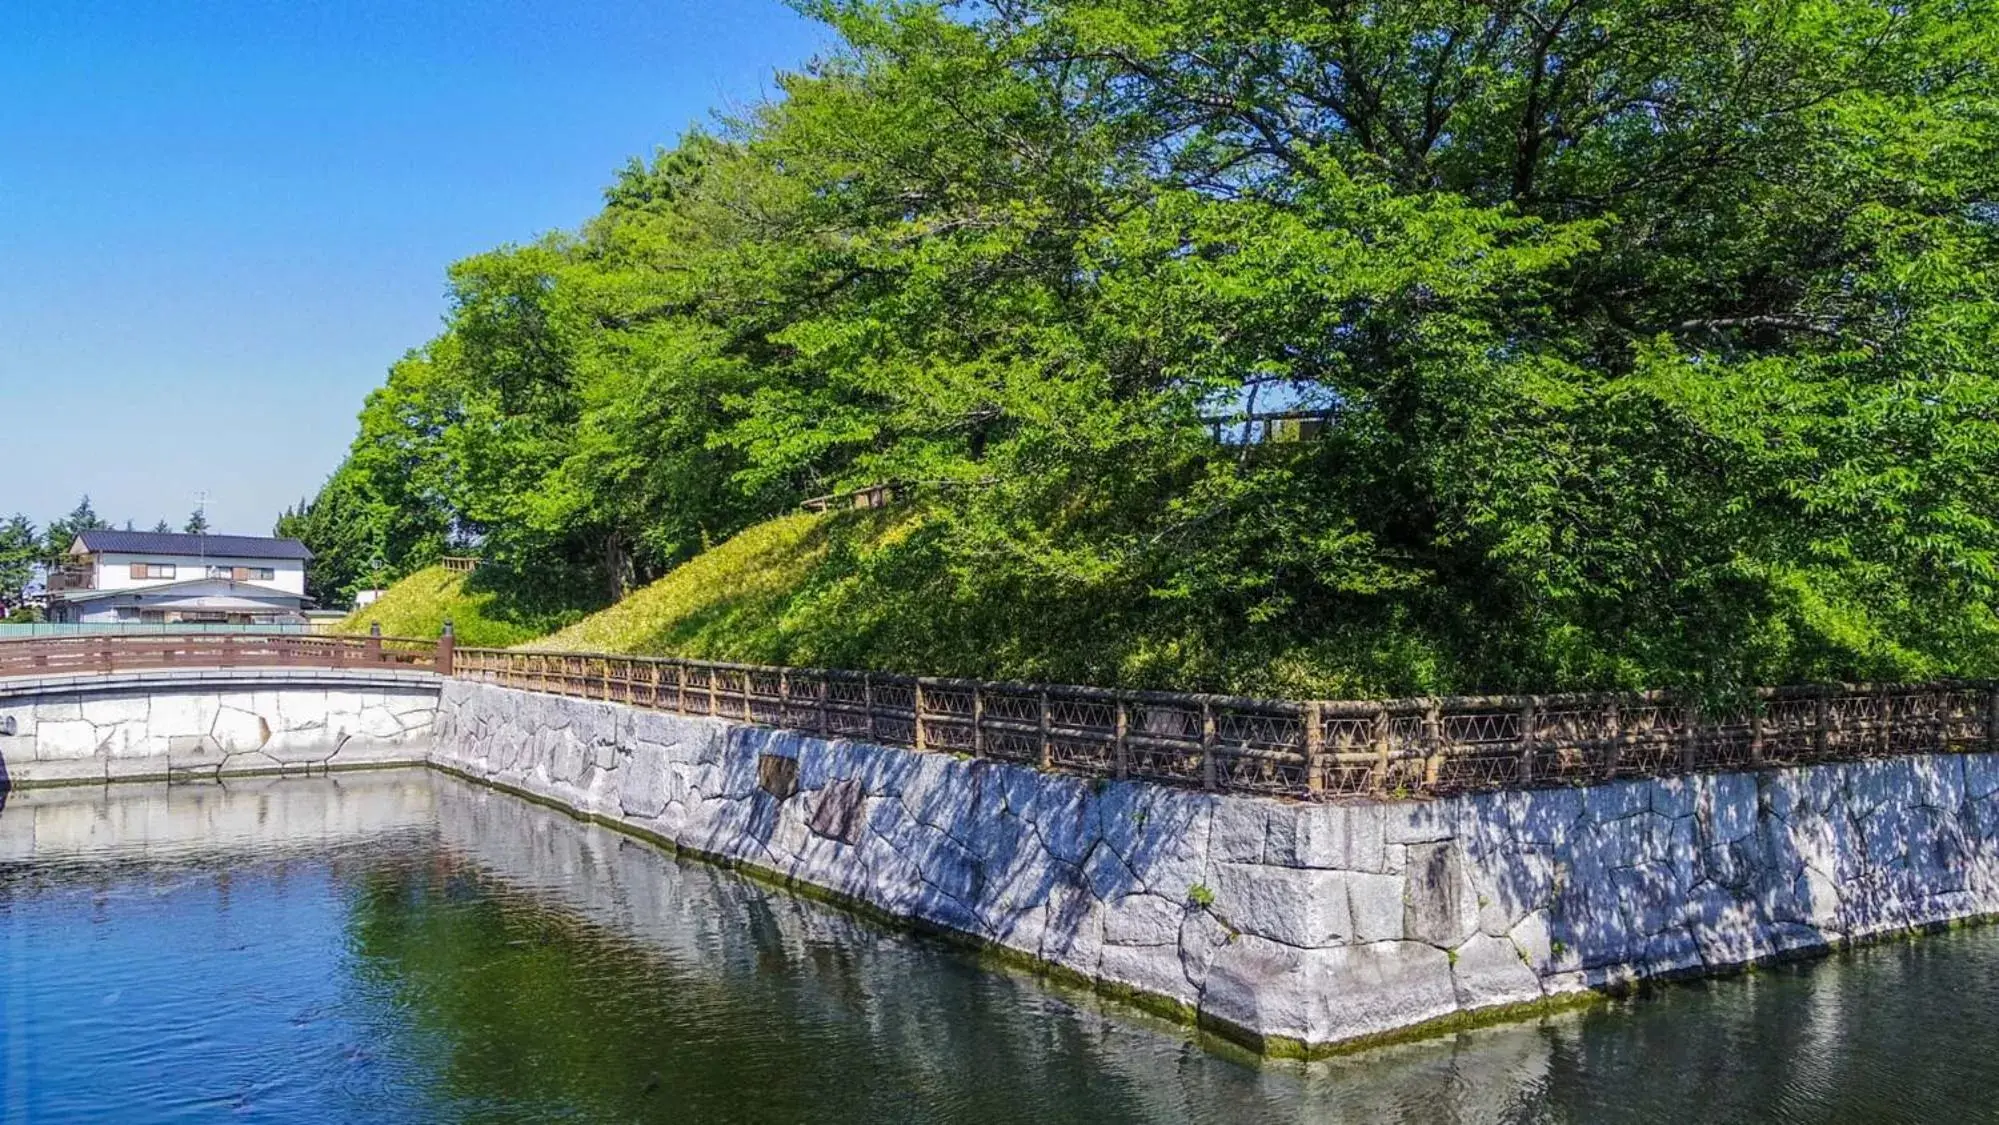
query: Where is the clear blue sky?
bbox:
[0,0,830,536]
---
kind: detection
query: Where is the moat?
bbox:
[2,770,1993,1124]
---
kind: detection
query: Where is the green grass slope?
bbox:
[335,566,554,649]
[530,510,919,662]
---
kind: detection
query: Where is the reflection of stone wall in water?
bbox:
[432,681,1999,1055]
[0,671,440,785]
[427,775,1574,1116]
[0,770,438,862]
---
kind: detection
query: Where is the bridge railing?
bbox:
[0,631,441,679]
[452,647,1999,801]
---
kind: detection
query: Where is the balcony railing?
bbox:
[45,569,95,593]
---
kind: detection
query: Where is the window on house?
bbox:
[129,563,176,580]
[209,565,276,581]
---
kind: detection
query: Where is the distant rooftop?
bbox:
[71,529,314,561]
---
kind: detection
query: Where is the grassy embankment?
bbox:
[340,508,922,662]
[530,509,917,661]
[334,566,553,649]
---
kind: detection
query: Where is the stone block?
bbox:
[35,699,83,722]
[1101,941,1195,1006]
[1508,910,1555,974]
[751,755,799,799]
[1404,841,1478,947]
[1208,797,1267,864]
[261,728,341,764]
[808,778,866,845]
[1199,933,1319,1044]
[619,741,675,819]
[1451,931,1542,1009]
[83,695,150,725]
[1104,892,1185,947]
[1315,941,1460,1044]
[1383,801,1456,845]
[13,755,103,784]
[1649,776,1695,820]
[34,719,100,760]
[1697,772,1761,845]
[1211,863,1349,949]
[1038,880,1105,975]
[1584,780,1652,824]
[211,707,270,752]
[1347,872,1405,942]
[1267,802,1385,872]
[1177,907,1234,992]
[1015,777,1099,867]
[1964,754,1999,802]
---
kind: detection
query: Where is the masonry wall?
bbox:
[0,670,439,786]
[432,680,1999,1054]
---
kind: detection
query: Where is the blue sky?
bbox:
[0,0,830,535]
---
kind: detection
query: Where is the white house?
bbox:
[46,530,313,625]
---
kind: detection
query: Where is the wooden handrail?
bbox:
[448,646,1999,803]
[0,632,445,679]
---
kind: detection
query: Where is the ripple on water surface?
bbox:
[1,771,1995,1124]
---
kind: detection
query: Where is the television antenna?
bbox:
[194,490,209,576]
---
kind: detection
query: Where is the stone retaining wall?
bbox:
[428,681,1999,1053]
[0,669,440,786]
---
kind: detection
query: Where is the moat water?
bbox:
[1,770,1993,1123]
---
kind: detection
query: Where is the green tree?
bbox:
[0,514,37,610]
[184,507,210,535]
[302,0,1999,697]
[43,495,109,570]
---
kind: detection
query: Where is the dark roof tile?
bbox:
[73,530,314,561]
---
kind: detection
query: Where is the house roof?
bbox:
[71,529,313,561]
[55,577,307,604]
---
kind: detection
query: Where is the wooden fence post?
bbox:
[817,673,830,738]
[1113,693,1129,780]
[864,673,878,742]
[1518,700,1537,785]
[971,685,985,758]
[1814,688,1831,760]
[1037,688,1051,770]
[1987,682,1999,755]
[914,682,928,751]
[1371,706,1391,795]
[1749,701,1765,767]
[366,622,382,664]
[1300,701,1320,797]
[1422,701,1444,791]
[1682,699,1701,773]
[707,665,719,717]
[435,621,455,677]
[1601,696,1622,780]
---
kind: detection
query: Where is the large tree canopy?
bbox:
[299,0,1999,697]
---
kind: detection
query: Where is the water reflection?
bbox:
[1,771,1994,1123]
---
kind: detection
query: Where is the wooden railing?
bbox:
[801,483,898,513]
[0,631,444,680]
[9,630,1993,801]
[453,648,1999,801]
[441,556,481,575]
